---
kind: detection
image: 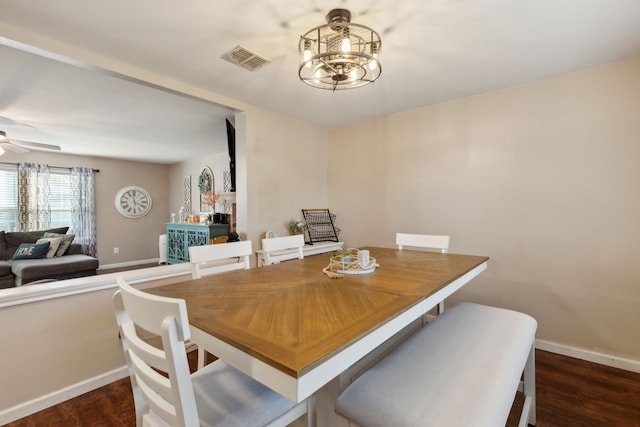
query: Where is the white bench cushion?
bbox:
[335,302,537,427]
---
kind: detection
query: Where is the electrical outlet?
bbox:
[113,247,119,254]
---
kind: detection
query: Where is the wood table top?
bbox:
[147,247,488,378]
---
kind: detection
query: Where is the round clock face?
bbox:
[115,186,152,218]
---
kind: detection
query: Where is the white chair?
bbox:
[188,240,252,369]
[188,240,251,279]
[261,234,305,266]
[395,232,450,253]
[396,232,450,314]
[113,276,314,427]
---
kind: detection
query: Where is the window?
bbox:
[0,165,73,232]
[0,167,18,231]
[48,170,73,229]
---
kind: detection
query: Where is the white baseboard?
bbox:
[535,339,640,373]
[0,366,128,426]
[98,258,159,270]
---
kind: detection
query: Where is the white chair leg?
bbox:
[437,300,445,315]
[306,395,317,427]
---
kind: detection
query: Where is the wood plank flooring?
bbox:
[4,349,640,426]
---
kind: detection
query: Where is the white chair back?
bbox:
[396,233,450,253]
[188,240,252,279]
[113,276,198,427]
[261,234,305,266]
[114,276,315,427]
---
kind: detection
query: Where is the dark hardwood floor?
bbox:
[4,350,640,426]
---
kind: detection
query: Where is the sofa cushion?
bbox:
[43,232,76,256]
[37,237,63,258]
[66,243,82,255]
[10,254,99,284]
[3,227,70,259]
[12,242,51,260]
[0,260,12,276]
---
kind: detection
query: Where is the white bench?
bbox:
[336,302,537,427]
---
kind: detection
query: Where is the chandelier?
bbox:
[298,9,382,91]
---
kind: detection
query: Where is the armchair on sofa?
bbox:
[0,227,99,288]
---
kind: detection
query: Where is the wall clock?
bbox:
[115,186,152,218]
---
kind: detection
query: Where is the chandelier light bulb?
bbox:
[302,39,313,66]
[369,55,378,70]
[303,50,312,67]
[341,37,351,52]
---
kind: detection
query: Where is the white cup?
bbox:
[357,250,370,268]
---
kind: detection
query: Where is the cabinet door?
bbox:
[167,227,186,263]
[187,228,210,249]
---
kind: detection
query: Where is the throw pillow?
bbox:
[36,237,63,259]
[11,242,51,260]
[42,232,76,256]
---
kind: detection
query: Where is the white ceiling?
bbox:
[1,0,640,163]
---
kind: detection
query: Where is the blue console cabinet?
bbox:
[165,222,229,264]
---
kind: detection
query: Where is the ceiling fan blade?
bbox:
[1,141,30,153]
[0,115,39,130]
[9,138,62,151]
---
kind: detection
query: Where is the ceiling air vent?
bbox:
[221,46,271,72]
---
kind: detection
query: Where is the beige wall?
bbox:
[245,107,328,240]
[169,150,229,217]
[0,150,170,266]
[328,56,640,359]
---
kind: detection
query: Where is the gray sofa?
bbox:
[0,227,99,288]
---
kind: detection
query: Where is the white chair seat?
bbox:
[192,359,304,427]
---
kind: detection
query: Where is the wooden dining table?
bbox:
[147,246,489,426]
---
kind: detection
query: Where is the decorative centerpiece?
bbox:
[203,190,220,214]
[288,218,308,235]
[323,248,378,278]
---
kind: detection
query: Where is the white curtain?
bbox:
[18,163,51,231]
[70,167,97,257]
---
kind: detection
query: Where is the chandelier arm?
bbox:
[318,57,340,74]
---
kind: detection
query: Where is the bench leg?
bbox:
[197,347,206,370]
[519,342,536,426]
